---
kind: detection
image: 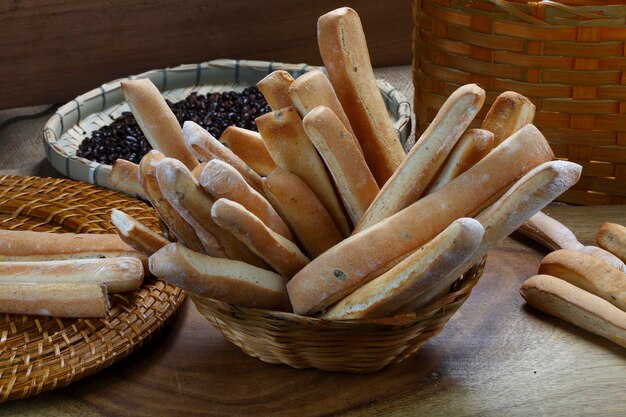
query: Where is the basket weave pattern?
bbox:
[413,0,626,205]
[0,176,185,402]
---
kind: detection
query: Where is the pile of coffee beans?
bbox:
[76,86,271,165]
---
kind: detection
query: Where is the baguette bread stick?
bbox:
[482,91,536,145]
[191,161,208,181]
[0,282,109,318]
[597,222,626,263]
[155,158,267,268]
[579,246,626,273]
[255,106,351,236]
[257,70,294,110]
[424,129,494,195]
[108,159,146,197]
[303,106,379,225]
[220,126,277,176]
[287,124,555,315]
[149,243,290,311]
[199,159,292,240]
[111,209,170,257]
[211,199,309,278]
[401,160,582,313]
[356,84,485,232]
[517,211,584,251]
[0,258,143,293]
[182,121,265,195]
[323,218,484,319]
[318,7,406,185]
[520,274,626,349]
[0,229,148,269]
[288,69,362,154]
[539,249,626,311]
[121,79,198,169]
[264,168,342,258]
[138,150,206,253]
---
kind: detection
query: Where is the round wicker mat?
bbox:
[0,175,185,402]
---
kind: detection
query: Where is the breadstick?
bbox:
[520,274,626,348]
[356,84,485,232]
[318,7,406,185]
[182,121,265,195]
[424,129,494,195]
[155,157,267,268]
[539,249,626,311]
[220,126,277,176]
[138,150,206,253]
[482,91,536,145]
[149,243,290,311]
[597,222,626,263]
[264,168,342,258]
[517,211,584,251]
[0,258,143,293]
[111,209,170,257]
[108,159,146,197]
[579,246,626,273]
[0,282,110,318]
[211,199,309,278]
[199,159,292,240]
[121,79,198,169]
[287,124,555,315]
[288,69,362,154]
[257,70,294,110]
[191,162,208,181]
[255,106,350,236]
[323,218,484,319]
[302,106,378,225]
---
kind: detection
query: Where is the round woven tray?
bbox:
[191,258,486,373]
[0,175,185,402]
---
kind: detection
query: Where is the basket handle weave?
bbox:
[488,0,624,26]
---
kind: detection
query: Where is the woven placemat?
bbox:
[0,175,185,402]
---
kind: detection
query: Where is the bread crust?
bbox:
[220,126,277,176]
[597,222,626,264]
[482,91,536,145]
[256,70,294,110]
[517,211,583,251]
[111,209,170,257]
[108,159,146,197]
[578,246,626,273]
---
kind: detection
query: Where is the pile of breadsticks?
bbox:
[107,7,580,319]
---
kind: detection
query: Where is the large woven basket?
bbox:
[190,258,486,373]
[413,0,626,205]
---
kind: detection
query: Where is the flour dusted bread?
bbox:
[121,79,198,170]
[220,126,277,176]
[109,159,145,197]
[482,91,536,145]
[318,7,406,185]
[597,222,626,264]
[517,211,583,251]
[111,209,170,257]
[578,246,626,273]
[257,70,294,110]
[149,243,290,311]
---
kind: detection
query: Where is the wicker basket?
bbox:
[190,258,486,374]
[413,0,626,205]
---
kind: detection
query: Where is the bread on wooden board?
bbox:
[302,106,379,225]
[402,160,582,313]
[288,69,361,154]
[0,282,110,318]
[597,222,626,264]
[579,246,626,273]
[199,159,292,240]
[108,159,146,197]
[111,209,170,257]
[263,168,342,258]
[257,70,294,110]
[211,199,309,278]
[318,7,406,185]
[220,126,277,176]
[517,211,584,251]
[423,129,494,196]
[539,249,626,311]
[355,84,485,232]
[121,79,198,170]
[0,257,143,293]
[149,243,290,311]
[287,124,555,315]
[155,157,267,268]
[482,91,536,145]
[323,218,484,319]
[182,121,265,195]
[255,106,350,236]
[520,274,626,348]
[138,150,205,253]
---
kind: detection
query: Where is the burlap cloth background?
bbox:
[0,66,414,177]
